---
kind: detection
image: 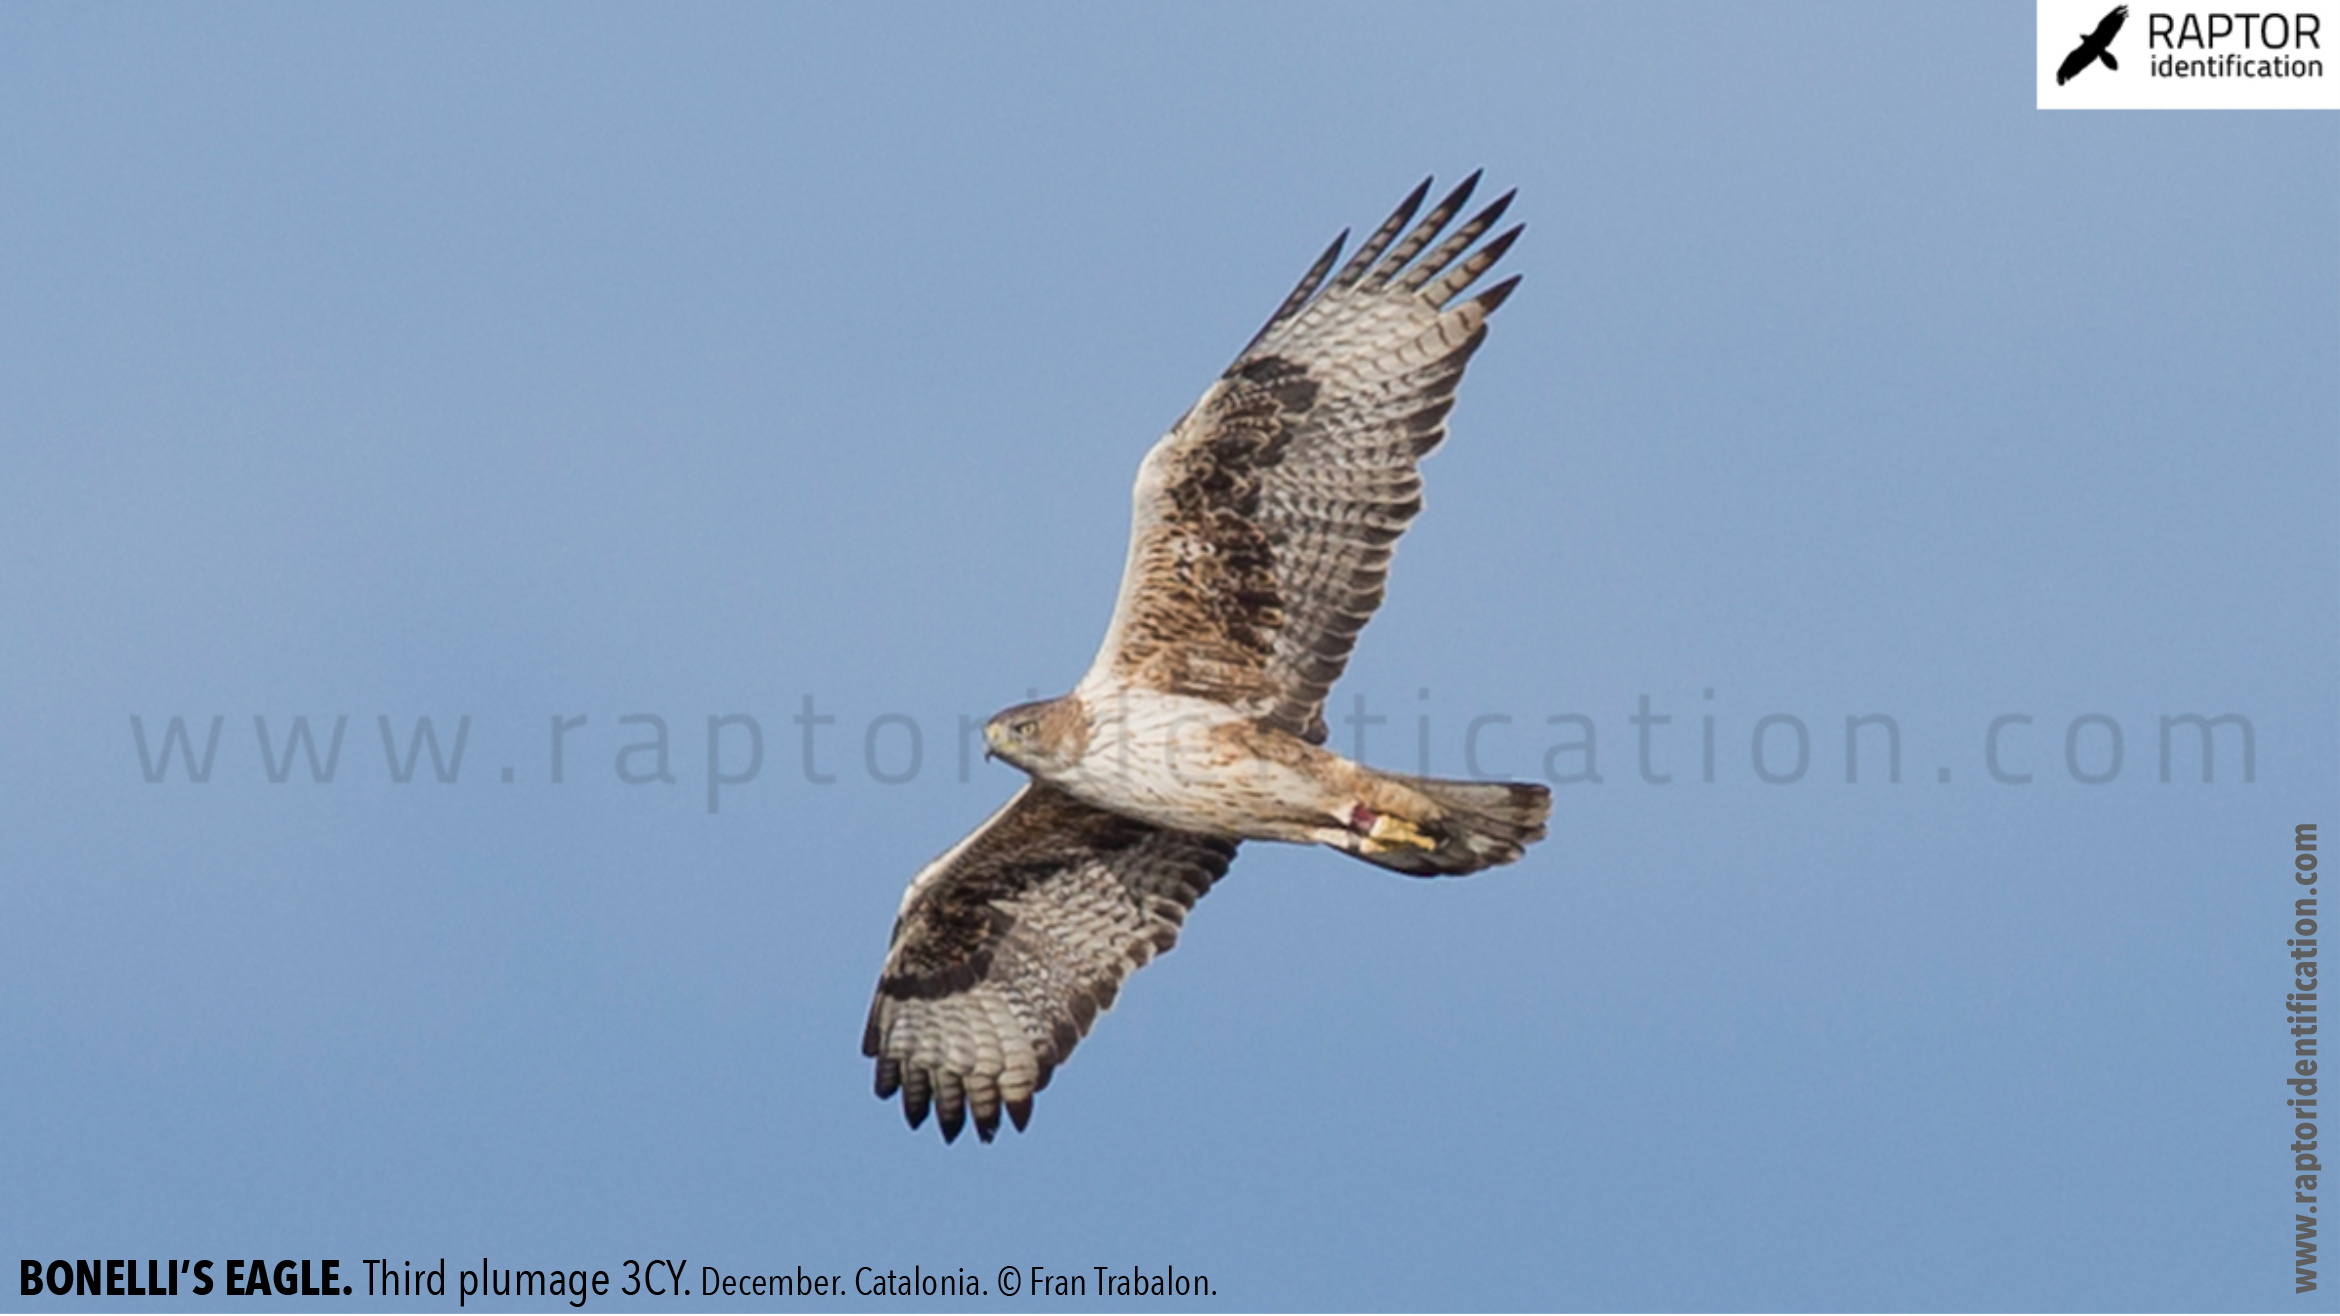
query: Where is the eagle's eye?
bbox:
[1015,720,1039,739]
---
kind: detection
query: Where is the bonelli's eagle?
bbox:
[864,176,1551,1142]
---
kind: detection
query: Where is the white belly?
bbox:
[1049,684,1333,839]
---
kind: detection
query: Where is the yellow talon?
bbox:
[1364,813,1435,851]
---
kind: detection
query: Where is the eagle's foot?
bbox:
[1350,806,1435,853]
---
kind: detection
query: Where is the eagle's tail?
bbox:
[2101,50,2118,70]
[1342,773,1552,877]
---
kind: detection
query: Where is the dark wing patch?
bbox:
[1098,174,1522,740]
[863,784,1237,1143]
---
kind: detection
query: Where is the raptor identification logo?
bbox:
[2037,0,2340,106]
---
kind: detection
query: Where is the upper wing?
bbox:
[2093,4,2128,43]
[863,783,1238,1143]
[1087,175,1522,742]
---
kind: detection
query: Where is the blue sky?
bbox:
[3,4,2334,1311]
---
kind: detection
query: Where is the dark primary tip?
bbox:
[1432,172,1482,217]
[1478,272,1524,315]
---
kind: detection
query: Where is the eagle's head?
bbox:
[983,695,1087,776]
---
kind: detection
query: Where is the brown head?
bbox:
[982,694,1089,777]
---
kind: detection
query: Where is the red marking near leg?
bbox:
[1347,803,1379,834]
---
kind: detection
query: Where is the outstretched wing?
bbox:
[1087,174,1522,742]
[863,783,1237,1142]
[2092,4,2128,43]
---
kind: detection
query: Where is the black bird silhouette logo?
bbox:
[2058,5,2129,84]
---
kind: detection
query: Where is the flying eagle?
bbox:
[863,176,1552,1142]
[2058,5,2127,84]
